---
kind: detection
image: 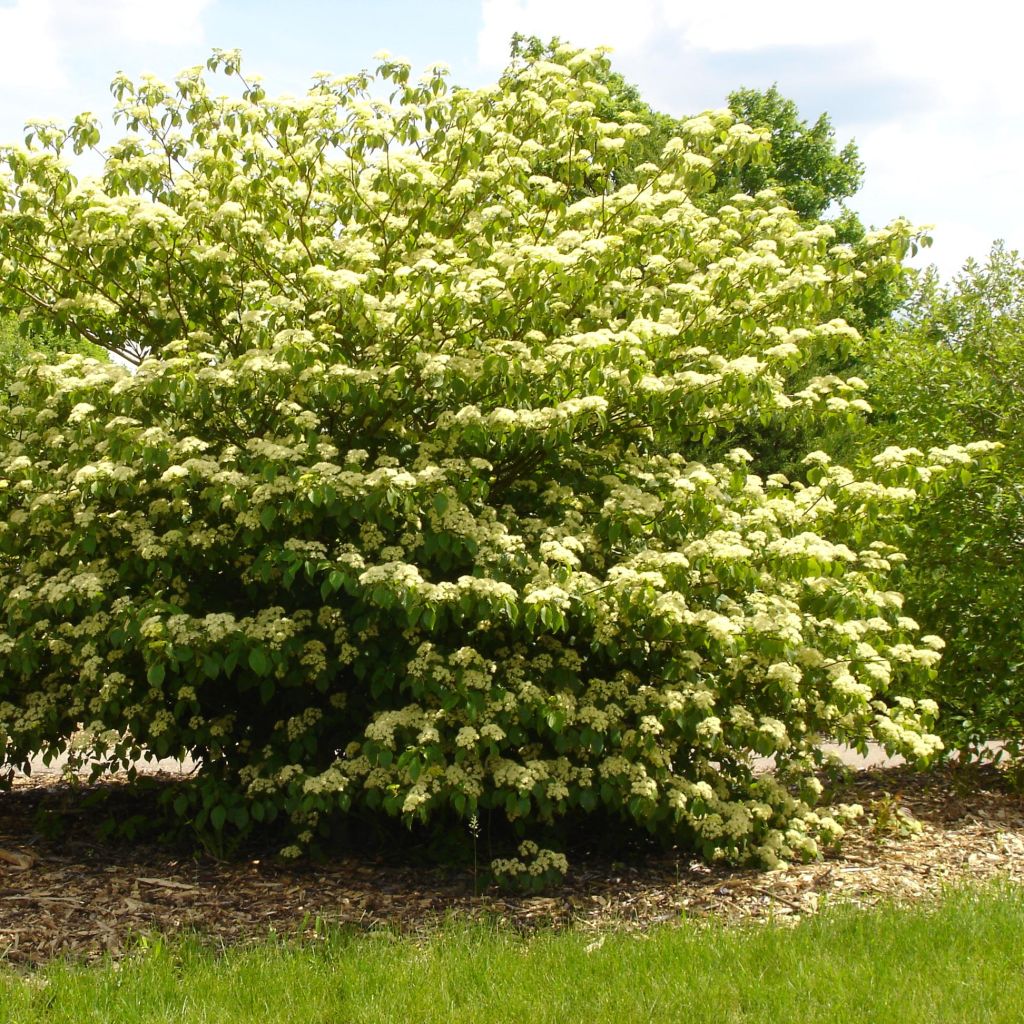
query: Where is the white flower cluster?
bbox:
[491,841,570,881]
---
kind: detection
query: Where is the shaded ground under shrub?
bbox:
[0,762,1021,966]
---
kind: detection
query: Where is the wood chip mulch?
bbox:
[1,763,1022,966]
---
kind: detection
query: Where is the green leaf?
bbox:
[248,648,271,677]
[545,710,565,733]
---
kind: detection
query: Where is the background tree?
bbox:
[719,85,863,227]
[1,313,106,391]
[856,242,1024,753]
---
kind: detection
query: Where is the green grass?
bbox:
[3,884,1024,1024]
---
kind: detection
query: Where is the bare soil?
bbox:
[1,762,1022,966]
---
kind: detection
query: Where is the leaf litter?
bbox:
[1,762,1022,966]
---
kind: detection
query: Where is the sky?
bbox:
[0,0,1018,279]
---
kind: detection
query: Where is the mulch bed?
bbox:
[2,763,1023,966]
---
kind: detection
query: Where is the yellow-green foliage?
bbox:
[858,245,1024,751]
[0,46,990,870]
[0,315,106,390]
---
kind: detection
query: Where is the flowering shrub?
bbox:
[0,46,988,868]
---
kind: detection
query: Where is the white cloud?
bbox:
[0,0,212,97]
[478,0,1023,110]
[673,5,869,53]
[0,1,67,94]
[857,114,1024,277]
[0,0,215,145]
[477,0,1024,274]
[62,0,212,46]
[477,0,1024,120]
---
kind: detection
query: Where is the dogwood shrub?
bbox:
[0,46,983,867]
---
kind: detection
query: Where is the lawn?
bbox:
[2,883,1023,1024]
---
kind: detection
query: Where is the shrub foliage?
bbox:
[860,244,1024,753]
[0,47,985,868]
[1,314,106,391]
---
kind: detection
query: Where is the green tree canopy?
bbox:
[1,314,106,390]
[722,85,863,226]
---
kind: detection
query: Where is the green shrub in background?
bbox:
[1,314,106,390]
[859,243,1024,755]
[0,46,985,873]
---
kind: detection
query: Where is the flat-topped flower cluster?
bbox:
[0,45,995,869]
